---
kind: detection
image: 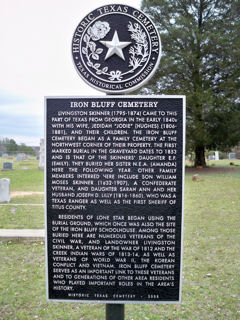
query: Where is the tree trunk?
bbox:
[194,145,206,167]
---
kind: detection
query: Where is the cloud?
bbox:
[0,0,140,145]
[0,89,34,105]
[0,106,43,143]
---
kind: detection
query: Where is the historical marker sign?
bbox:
[72,4,161,93]
[45,96,185,303]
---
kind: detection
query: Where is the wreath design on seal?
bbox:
[82,21,149,81]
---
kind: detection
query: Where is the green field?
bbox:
[0,159,239,319]
[0,158,44,229]
[186,158,240,167]
[0,158,44,192]
[0,202,44,229]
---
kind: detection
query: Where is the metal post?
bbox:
[106,304,125,320]
[105,93,125,320]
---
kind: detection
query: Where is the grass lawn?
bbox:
[206,158,240,166]
[0,158,44,229]
[0,158,44,192]
[186,158,240,167]
[0,203,44,229]
[0,165,239,319]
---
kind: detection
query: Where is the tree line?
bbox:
[140,0,240,166]
[0,138,36,156]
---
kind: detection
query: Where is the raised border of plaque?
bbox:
[45,95,185,304]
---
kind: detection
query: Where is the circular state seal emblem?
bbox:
[72,4,161,93]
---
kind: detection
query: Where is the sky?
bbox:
[0,0,141,146]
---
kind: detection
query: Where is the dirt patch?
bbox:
[11,191,44,197]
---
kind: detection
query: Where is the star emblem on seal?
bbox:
[72,4,161,93]
[100,31,131,61]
